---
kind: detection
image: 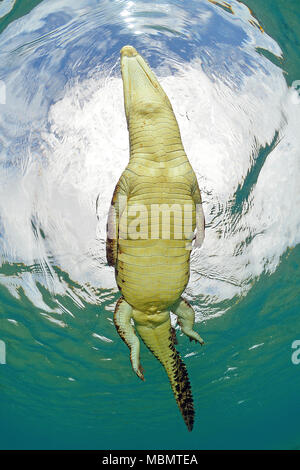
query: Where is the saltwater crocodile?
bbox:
[106,45,205,431]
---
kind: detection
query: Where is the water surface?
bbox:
[0,0,299,450]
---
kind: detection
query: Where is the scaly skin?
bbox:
[106,45,205,431]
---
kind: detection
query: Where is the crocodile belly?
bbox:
[116,239,190,311]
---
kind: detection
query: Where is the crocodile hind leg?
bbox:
[172,297,205,345]
[113,297,144,381]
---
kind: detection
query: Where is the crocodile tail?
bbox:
[135,316,194,431]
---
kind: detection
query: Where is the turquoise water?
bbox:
[0,0,300,450]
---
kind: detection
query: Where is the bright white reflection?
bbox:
[0,0,299,321]
[1,54,299,320]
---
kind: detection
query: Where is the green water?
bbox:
[246,0,300,86]
[0,0,300,450]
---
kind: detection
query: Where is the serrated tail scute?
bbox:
[169,334,194,431]
[135,320,194,431]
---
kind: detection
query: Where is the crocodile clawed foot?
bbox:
[178,320,204,346]
[130,352,145,381]
[131,360,145,381]
[136,365,145,381]
[189,336,205,346]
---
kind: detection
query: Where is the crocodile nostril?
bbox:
[120,45,138,57]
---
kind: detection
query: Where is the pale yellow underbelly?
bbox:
[116,239,191,312]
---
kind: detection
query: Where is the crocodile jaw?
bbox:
[120,45,172,124]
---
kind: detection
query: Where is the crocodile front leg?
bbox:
[192,177,205,249]
[172,297,205,345]
[113,297,145,381]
